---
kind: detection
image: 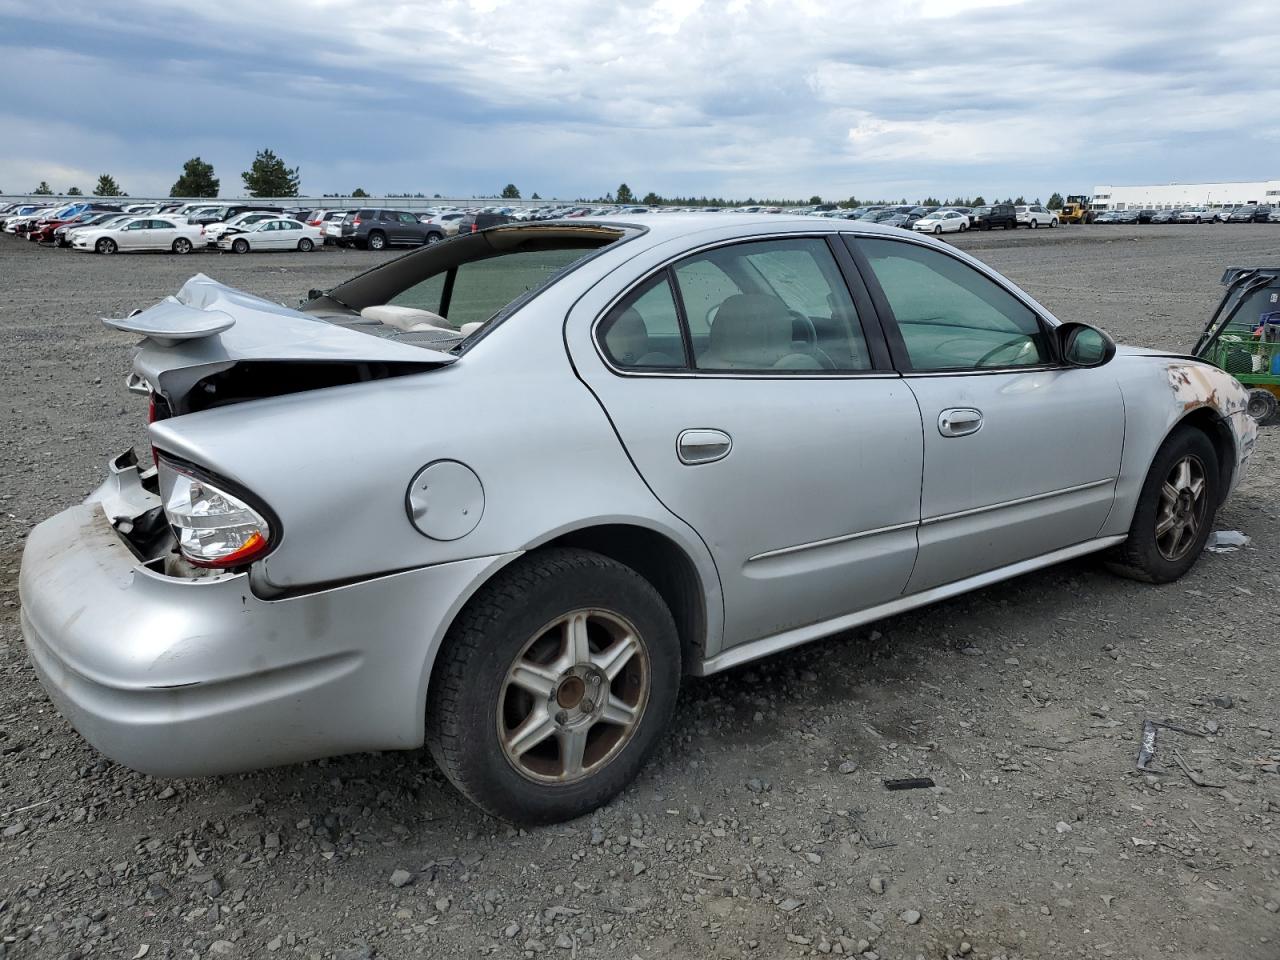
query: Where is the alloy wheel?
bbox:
[498,609,650,784]
[1155,454,1208,561]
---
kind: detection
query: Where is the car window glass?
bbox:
[598,274,686,369]
[285,220,300,230]
[673,259,742,335]
[389,247,595,326]
[857,237,1049,371]
[673,238,871,372]
[399,213,418,224]
[153,220,174,229]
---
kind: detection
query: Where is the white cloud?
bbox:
[1,0,1276,200]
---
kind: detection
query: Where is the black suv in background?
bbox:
[970,203,1017,230]
[339,209,445,249]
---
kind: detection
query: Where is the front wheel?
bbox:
[96,237,117,255]
[933,224,942,235]
[1050,218,1058,228]
[1106,427,1219,583]
[426,548,681,824]
[298,237,314,252]
[172,237,192,254]
[232,238,250,254]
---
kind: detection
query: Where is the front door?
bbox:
[573,236,924,648]
[852,235,1124,592]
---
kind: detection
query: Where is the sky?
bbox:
[1,0,1277,203]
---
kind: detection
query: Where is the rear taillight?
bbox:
[157,458,274,569]
[352,217,361,226]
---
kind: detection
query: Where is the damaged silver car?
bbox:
[20,216,1257,823]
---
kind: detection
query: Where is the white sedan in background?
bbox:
[912,209,969,234]
[205,211,284,246]
[72,217,205,254]
[217,217,323,253]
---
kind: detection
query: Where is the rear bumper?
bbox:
[19,459,518,776]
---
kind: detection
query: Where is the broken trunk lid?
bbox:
[107,273,455,377]
[105,274,455,412]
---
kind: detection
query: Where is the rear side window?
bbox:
[856,237,1049,371]
[678,238,871,372]
[598,274,686,369]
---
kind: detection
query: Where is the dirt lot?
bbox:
[1,225,1277,960]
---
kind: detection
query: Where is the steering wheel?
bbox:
[975,336,1036,367]
[788,310,817,346]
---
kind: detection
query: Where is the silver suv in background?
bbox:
[1015,204,1058,228]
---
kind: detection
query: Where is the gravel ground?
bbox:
[1,225,1278,960]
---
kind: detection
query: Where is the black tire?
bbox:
[423,232,442,245]
[1246,388,1279,426]
[959,222,968,232]
[1106,427,1219,584]
[1004,220,1014,229]
[172,237,192,254]
[1029,219,1038,229]
[933,224,942,235]
[96,237,116,255]
[367,231,387,251]
[1050,218,1058,228]
[426,548,681,824]
[298,237,314,252]
[232,238,249,254]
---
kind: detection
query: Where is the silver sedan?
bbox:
[19,216,1256,823]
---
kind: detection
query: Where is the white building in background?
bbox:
[1090,180,1280,211]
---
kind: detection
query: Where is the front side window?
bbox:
[856,237,1049,371]
[399,212,418,224]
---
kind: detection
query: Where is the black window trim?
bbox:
[842,233,1066,375]
[591,232,898,379]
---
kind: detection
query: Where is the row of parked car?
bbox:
[1093,205,1278,224]
[7,196,1274,257]
[0,198,551,255]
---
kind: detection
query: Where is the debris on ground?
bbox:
[1206,530,1251,552]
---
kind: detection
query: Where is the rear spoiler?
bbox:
[102,297,235,346]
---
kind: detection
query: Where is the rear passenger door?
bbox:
[849,235,1124,592]
[572,235,925,652]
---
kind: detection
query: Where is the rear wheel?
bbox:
[1029,219,1039,229]
[367,231,387,251]
[172,237,192,254]
[1005,219,1015,229]
[232,238,249,254]
[1106,427,1219,583]
[959,222,968,232]
[298,237,314,252]
[96,237,117,255]
[426,548,681,824]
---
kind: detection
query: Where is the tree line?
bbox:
[18,165,1071,211]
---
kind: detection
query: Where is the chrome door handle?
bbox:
[677,428,733,465]
[938,408,983,438]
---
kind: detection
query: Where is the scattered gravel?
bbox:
[1,226,1278,959]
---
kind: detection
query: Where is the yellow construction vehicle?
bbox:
[1058,195,1095,224]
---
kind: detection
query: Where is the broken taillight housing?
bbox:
[157,458,274,568]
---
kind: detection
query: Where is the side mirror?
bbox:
[306,288,324,302]
[1057,322,1116,368]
